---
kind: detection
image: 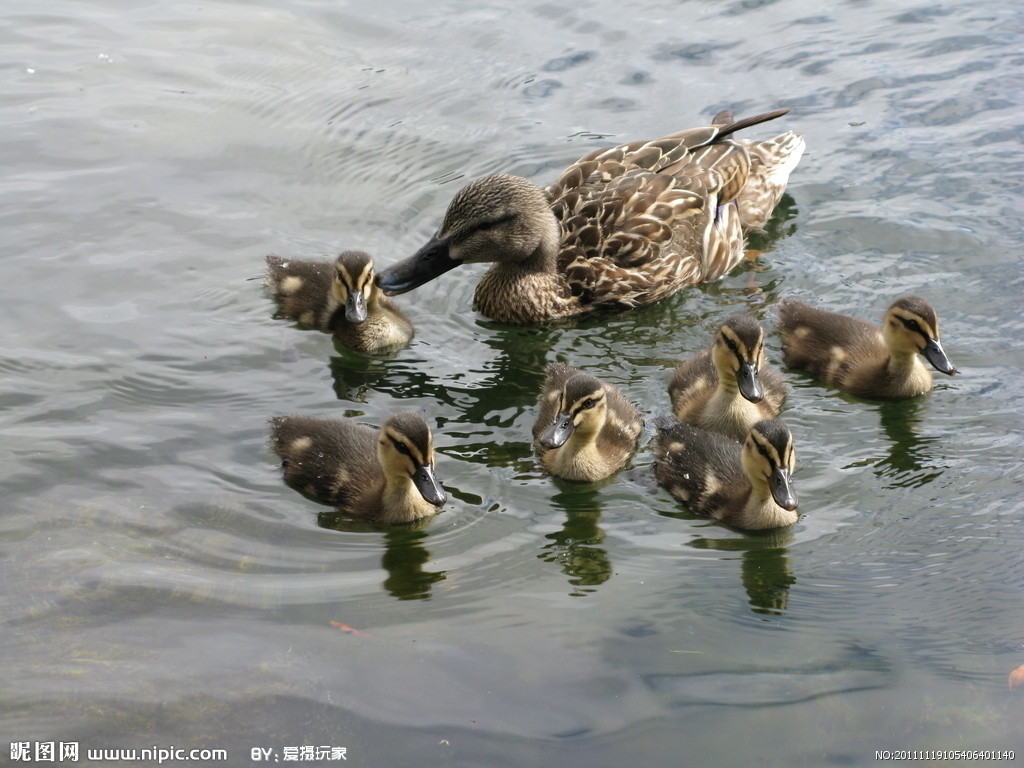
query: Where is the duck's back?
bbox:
[269,416,383,511]
[778,300,883,388]
[655,421,747,518]
[668,349,717,420]
[266,256,335,329]
[600,381,644,449]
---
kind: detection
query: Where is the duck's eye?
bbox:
[724,337,738,353]
[582,398,596,409]
[474,213,516,234]
[391,440,412,457]
[757,444,769,458]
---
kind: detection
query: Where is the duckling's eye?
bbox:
[724,338,738,353]
[904,318,920,332]
[757,444,769,458]
[391,440,412,457]
[582,398,596,409]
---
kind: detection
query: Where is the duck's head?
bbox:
[377,413,447,507]
[376,174,559,295]
[882,296,957,375]
[741,419,798,512]
[331,251,379,323]
[712,314,767,402]
[539,372,608,450]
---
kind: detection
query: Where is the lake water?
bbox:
[2,0,1022,765]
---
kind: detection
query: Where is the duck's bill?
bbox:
[345,290,368,323]
[770,466,798,512]
[922,337,958,376]
[412,463,447,507]
[539,412,575,450]
[737,361,764,403]
[375,234,460,295]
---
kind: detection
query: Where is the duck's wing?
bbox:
[544,111,793,309]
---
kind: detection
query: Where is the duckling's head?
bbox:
[539,372,608,450]
[882,296,957,375]
[376,174,560,295]
[331,251,377,323]
[712,314,767,402]
[376,413,447,507]
[741,420,798,512]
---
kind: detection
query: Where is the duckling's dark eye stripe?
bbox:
[390,437,413,457]
[898,315,931,342]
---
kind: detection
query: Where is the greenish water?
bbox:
[2,0,1022,766]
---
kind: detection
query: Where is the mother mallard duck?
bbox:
[377,109,804,324]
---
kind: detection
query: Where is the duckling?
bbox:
[269,412,446,524]
[533,362,643,482]
[668,314,788,442]
[377,109,804,324]
[655,419,798,530]
[777,296,957,399]
[266,250,413,354]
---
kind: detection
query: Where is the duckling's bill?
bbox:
[737,361,764,402]
[770,465,798,512]
[539,412,575,450]
[345,289,368,323]
[923,337,957,376]
[413,462,447,507]
[377,233,460,295]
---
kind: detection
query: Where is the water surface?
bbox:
[2,0,1023,765]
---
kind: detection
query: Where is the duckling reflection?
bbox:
[874,399,943,487]
[844,398,944,490]
[689,530,796,615]
[315,512,446,601]
[539,484,613,595]
[327,323,558,419]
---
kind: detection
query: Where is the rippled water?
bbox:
[3,0,1022,765]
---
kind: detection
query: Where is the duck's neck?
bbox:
[377,474,436,525]
[739,478,797,529]
[545,425,606,482]
[706,381,762,441]
[473,216,570,324]
[884,350,932,395]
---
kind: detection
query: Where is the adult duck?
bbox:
[377,109,804,324]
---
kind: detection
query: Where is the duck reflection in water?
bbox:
[539,482,614,596]
[316,512,445,601]
[844,398,945,489]
[689,528,796,615]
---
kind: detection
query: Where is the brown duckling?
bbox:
[777,295,957,398]
[269,412,445,524]
[376,109,804,324]
[655,418,798,530]
[266,250,413,354]
[668,314,788,441]
[533,362,643,482]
